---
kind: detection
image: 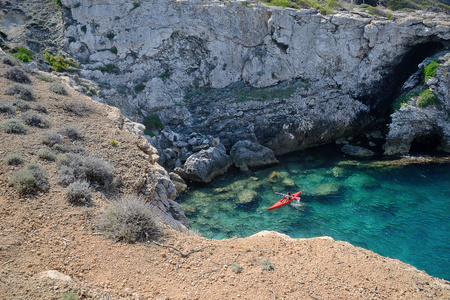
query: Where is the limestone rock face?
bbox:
[169,172,188,195]
[175,144,232,183]
[59,0,450,155]
[341,144,376,157]
[230,140,278,170]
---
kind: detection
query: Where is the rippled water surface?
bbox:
[179,147,450,280]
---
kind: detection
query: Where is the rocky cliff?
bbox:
[2,0,449,182]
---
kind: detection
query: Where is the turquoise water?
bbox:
[179,147,450,280]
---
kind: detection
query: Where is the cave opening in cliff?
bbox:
[409,132,442,154]
[372,41,446,117]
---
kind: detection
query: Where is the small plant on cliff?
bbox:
[44,52,78,72]
[143,113,163,131]
[110,140,118,147]
[129,2,141,12]
[393,90,419,111]
[134,83,146,93]
[424,61,438,83]
[10,47,34,62]
[96,195,160,243]
[417,89,439,108]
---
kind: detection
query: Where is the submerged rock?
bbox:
[230,140,278,170]
[310,182,341,196]
[237,189,258,204]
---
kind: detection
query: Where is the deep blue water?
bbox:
[179,147,450,280]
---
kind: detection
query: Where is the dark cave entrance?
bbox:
[409,132,442,154]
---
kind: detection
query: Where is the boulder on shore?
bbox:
[341,144,375,158]
[175,143,232,183]
[230,140,279,170]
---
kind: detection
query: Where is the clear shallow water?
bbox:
[179,147,450,280]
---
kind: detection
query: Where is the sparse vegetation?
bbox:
[130,2,141,12]
[159,70,170,79]
[66,181,91,205]
[261,258,274,271]
[417,89,439,108]
[48,82,68,95]
[81,25,87,33]
[61,292,79,300]
[96,64,119,74]
[22,113,51,128]
[106,32,116,39]
[6,153,24,166]
[5,84,35,101]
[2,67,31,84]
[60,101,91,116]
[0,103,16,115]
[58,165,75,187]
[134,83,146,93]
[37,148,56,161]
[99,47,118,55]
[231,262,243,274]
[424,61,438,83]
[110,140,118,146]
[10,163,49,194]
[1,119,27,134]
[96,195,160,243]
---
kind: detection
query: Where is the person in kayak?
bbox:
[284,192,292,203]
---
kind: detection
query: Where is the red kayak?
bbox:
[268,191,302,210]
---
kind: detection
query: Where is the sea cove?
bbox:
[180,147,450,280]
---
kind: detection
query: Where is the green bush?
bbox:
[386,12,393,19]
[61,292,79,300]
[424,61,438,83]
[6,153,23,166]
[417,89,439,108]
[10,163,49,194]
[44,52,78,72]
[2,67,31,84]
[143,113,163,131]
[386,0,405,10]
[96,195,160,243]
[22,113,51,128]
[66,181,91,205]
[106,32,116,39]
[96,64,119,74]
[48,82,68,95]
[37,148,56,161]
[1,119,27,134]
[81,25,87,33]
[110,140,118,146]
[11,52,31,63]
[5,84,35,101]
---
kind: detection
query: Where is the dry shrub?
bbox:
[10,163,49,194]
[37,148,56,161]
[60,101,91,116]
[48,82,68,95]
[66,181,91,205]
[5,84,35,101]
[96,195,160,243]
[22,113,51,128]
[0,103,16,115]
[42,131,63,147]
[1,119,27,134]
[2,67,31,84]
[33,104,48,113]
[57,126,82,140]
[6,153,23,166]
[11,99,30,111]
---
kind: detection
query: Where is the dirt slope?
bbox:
[0,60,449,299]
